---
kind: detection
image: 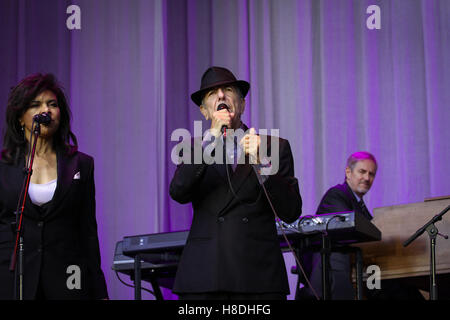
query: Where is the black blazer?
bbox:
[316,181,372,220]
[0,149,108,300]
[170,133,302,294]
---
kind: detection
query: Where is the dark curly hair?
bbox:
[1,73,78,164]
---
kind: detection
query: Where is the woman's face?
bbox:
[19,90,61,140]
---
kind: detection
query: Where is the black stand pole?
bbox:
[134,254,142,300]
[321,233,331,300]
[355,247,363,300]
[403,205,450,300]
[426,224,438,300]
[149,278,164,300]
[9,122,41,300]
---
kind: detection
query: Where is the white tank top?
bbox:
[28,179,57,206]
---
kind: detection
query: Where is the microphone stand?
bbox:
[9,121,42,300]
[403,205,450,300]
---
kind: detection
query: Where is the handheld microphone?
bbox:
[217,103,229,136]
[33,113,51,125]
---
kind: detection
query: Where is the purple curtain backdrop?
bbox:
[0,0,449,300]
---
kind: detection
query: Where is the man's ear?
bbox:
[345,166,351,181]
[199,105,209,120]
[240,98,246,115]
[235,98,245,117]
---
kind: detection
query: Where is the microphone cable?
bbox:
[325,215,346,235]
[223,144,263,206]
[258,177,320,301]
[221,134,320,300]
[115,271,156,298]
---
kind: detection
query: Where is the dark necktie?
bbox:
[359,199,372,220]
[223,137,237,174]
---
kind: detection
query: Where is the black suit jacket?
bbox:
[169,133,302,294]
[0,149,108,300]
[316,182,372,219]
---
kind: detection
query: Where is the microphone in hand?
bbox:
[217,103,229,135]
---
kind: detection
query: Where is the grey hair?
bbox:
[346,151,378,171]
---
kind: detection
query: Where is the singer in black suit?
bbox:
[170,66,302,299]
[0,73,108,300]
[297,151,377,300]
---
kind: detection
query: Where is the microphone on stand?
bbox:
[10,111,52,300]
[33,112,51,125]
[217,103,229,137]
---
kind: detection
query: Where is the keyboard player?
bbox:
[297,151,377,299]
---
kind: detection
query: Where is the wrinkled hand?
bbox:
[240,128,261,164]
[210,108,235,137]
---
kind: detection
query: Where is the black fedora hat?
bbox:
[191,66,250,106]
